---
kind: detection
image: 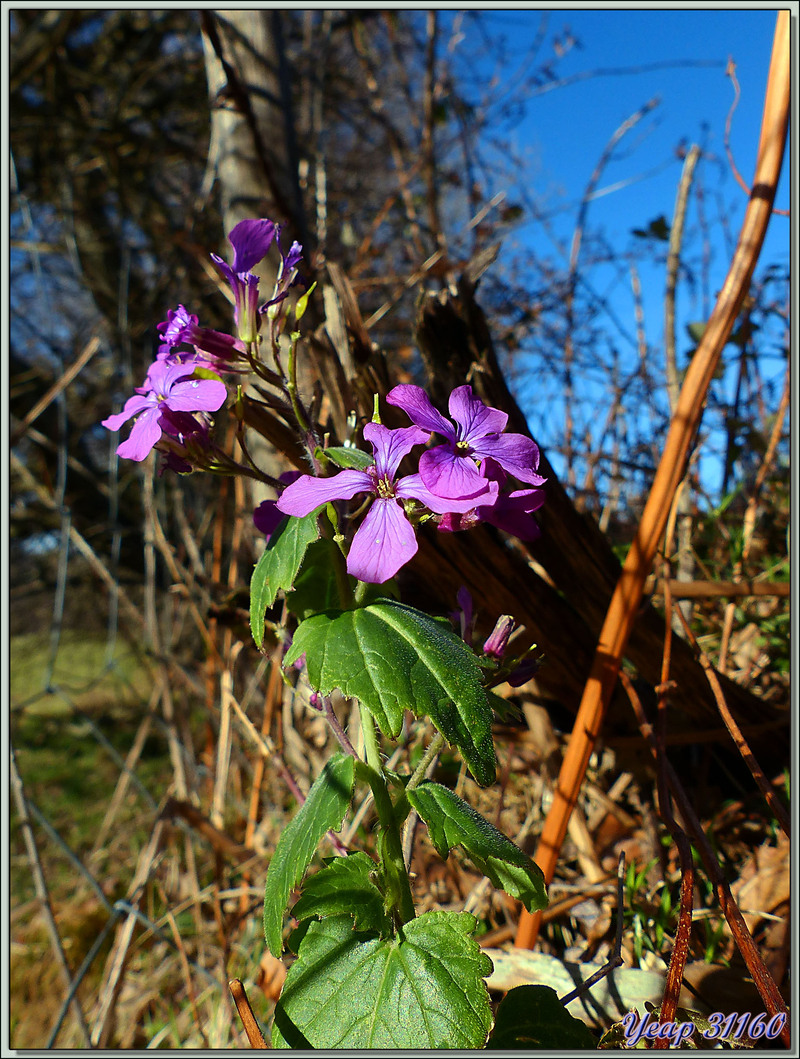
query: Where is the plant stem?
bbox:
[406,731,445,791]
[356,760,416,926]
[319,511,354,609]
[360,708,382,774]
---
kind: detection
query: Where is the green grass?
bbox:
[9,631,174,1049]
[11,630,151,716]
[10,631,168,904]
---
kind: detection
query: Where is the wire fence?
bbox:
[9,375,328,1046]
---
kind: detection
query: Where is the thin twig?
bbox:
[10,335,102,446]
[724,57,790,217]
[559,853,626,1007]
[90,819,166,1046]
[652,581,694,1043]
[159,885,210,1048]
[620,671,790,1046]
[229,978,267,1049]
[674,605,790,838]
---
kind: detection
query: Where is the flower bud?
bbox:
[482,615,515,661]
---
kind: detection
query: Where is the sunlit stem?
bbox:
[360,708,382,774]
[286,331,311,437]
[406,731,445,792]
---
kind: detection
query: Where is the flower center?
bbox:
[376,474,395,499]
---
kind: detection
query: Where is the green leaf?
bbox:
[249,510,321,648]
[285,600,496,786]
[263,753,355,956]
[487,984,596,1049]
[320,445,375,471]
[190,365,224,382]
[486,689,523,723]
[285,538,342,619]
[272,911,493,1049]
[406,781,547,913]
[290,852,392,935]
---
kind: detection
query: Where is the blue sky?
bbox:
[444,8,790,500]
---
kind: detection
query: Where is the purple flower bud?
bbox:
[483,615,515,661]
[506,653,542,687]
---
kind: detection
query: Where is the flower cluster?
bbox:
[102,219,303,465]
[103,214,547,587]
[276,384,546,584]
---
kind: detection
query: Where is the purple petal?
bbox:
[253,500,286,539]
[448,385,507,443]
[158,305,198,346]
[254,471,303,538]
[386,384,454,440]
[481,487,546,540]
[276,468,373,517]
[418,446,495,501]
[282,240,303,273]
[193,328,244,362]
[210,253,236,288]
[483,615,515,660]
[471,433,547,486]
[101,392,154,431]
[397,472,497,514]
[363,422,429,480]
[228,219,277,273]
[166,377,228,414]
[115,407,163,461]
[346,499,417,584]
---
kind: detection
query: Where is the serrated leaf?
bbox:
[272,911,493,1049]
[290,852,391,935]
[406,781,547,912]
[250,510,321,648]
[487,984,596,1049]
[285,600,496,786]
[263,754,355,956]
[321,445,375,471]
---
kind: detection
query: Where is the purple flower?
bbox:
[438,458,546,541]
[211,219,277,343]
[386,384,546,501]
[101,360,227,462]
[157,305,245,368]
[262,234,306,324]
[276,422,478,584]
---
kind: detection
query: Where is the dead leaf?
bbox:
[256,950,287,1002]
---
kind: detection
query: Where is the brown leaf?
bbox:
[256,950,287,1002]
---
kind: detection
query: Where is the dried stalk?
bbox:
[621,671,789,1046]
[515,10,789,950]
[229,978,267,1048]
[10,747,91,1046]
